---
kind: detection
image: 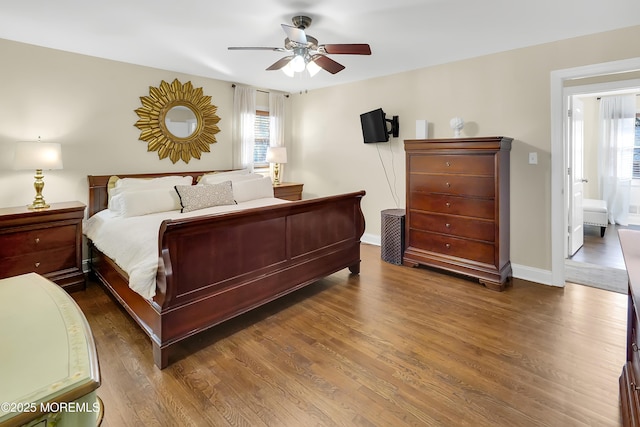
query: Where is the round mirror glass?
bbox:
[164,105,198,138]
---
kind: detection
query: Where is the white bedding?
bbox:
[84,197,290,299]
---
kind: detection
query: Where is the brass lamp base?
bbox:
[28,201,50,210]
[28,169,50,210]
[273,163,282,185]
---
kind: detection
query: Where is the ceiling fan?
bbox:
[228,15,371,76]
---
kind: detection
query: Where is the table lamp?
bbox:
[266,147,287,185]
[14,139,63,209]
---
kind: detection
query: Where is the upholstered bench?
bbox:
[583,198,608,237]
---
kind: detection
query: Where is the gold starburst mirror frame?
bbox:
[135,79,221,163]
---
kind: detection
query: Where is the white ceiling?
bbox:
[1,0,640,93]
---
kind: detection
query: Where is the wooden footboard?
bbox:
[87,173,365,368]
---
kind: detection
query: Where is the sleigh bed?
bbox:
[85,171,365,369]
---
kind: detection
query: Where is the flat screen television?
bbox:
[360,108,399,143]
[360,108,389,143]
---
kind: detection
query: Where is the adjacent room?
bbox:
[1,1,640,426]
[564,88,640,293]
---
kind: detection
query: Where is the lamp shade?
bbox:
[14,142,63,170]
[266,146,287,164]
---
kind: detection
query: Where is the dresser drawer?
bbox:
[410,211,495,242]
[410,173,495,198]
[0,225,77,258]
[0,247,77,278]
[409,193,495,219]
[409,154,495,175]
[408,230,495,265]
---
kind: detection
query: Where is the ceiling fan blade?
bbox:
[321,44,371,55]
[310,55,345,74]
[266,56,294,71]
[281,24,307,45]
[228,47,285,52]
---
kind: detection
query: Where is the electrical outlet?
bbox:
[528,152,538,165]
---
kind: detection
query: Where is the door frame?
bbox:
[550,57,640,287]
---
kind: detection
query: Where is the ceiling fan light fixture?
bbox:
[290,55,306,73]
[281,62,295,77]
[231,15,370,78]
[307,60,321,77]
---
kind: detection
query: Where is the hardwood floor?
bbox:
[72,244,626,426]
[570,224,637,270]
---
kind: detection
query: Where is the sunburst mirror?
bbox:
[134,79,221,163]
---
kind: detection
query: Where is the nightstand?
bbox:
[273,182,304,201]
[0,201,86,292]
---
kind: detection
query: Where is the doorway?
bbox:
[562,78,640,293]
[551,59,640,289]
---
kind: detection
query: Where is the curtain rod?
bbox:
[231,84,289,98]
[596,93,640,100]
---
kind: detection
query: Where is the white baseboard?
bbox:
[628,213,640,226]
[511,263,557,287]
[362,233,381,246]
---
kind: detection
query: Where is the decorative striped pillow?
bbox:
[174,181,236,213]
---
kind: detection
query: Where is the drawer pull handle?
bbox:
[445,243,451,249]
[446,182,451,187]
[633,342,639,352]
[445,223,451,228]
[35,237,40,244]
[35,262,40,268]
[446,202,451,208]
[445,161,451,167]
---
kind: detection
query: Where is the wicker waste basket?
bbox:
[381,209,405,265]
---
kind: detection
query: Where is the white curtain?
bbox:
[598,95,636,225]
[268,92,286,177]
[232,85,256,170]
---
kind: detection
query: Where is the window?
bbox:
[254,110,270,168]
[634,115,640,179]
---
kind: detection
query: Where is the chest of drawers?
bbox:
[0,201,86,292]
[403,136,512,291]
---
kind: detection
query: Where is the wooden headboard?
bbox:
[87,170,232,218]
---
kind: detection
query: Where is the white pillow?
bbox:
[112,188,182,217]
[197,169,249,183]
[232,176,275,203]
[175,181,236,213]
[215,168,250,176]
[115,175,193,189]
[199,172,263,186]
[108,175,192,212]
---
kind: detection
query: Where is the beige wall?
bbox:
[2,26,640,277]
[287,25,640,272]
[0,38,238,209]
